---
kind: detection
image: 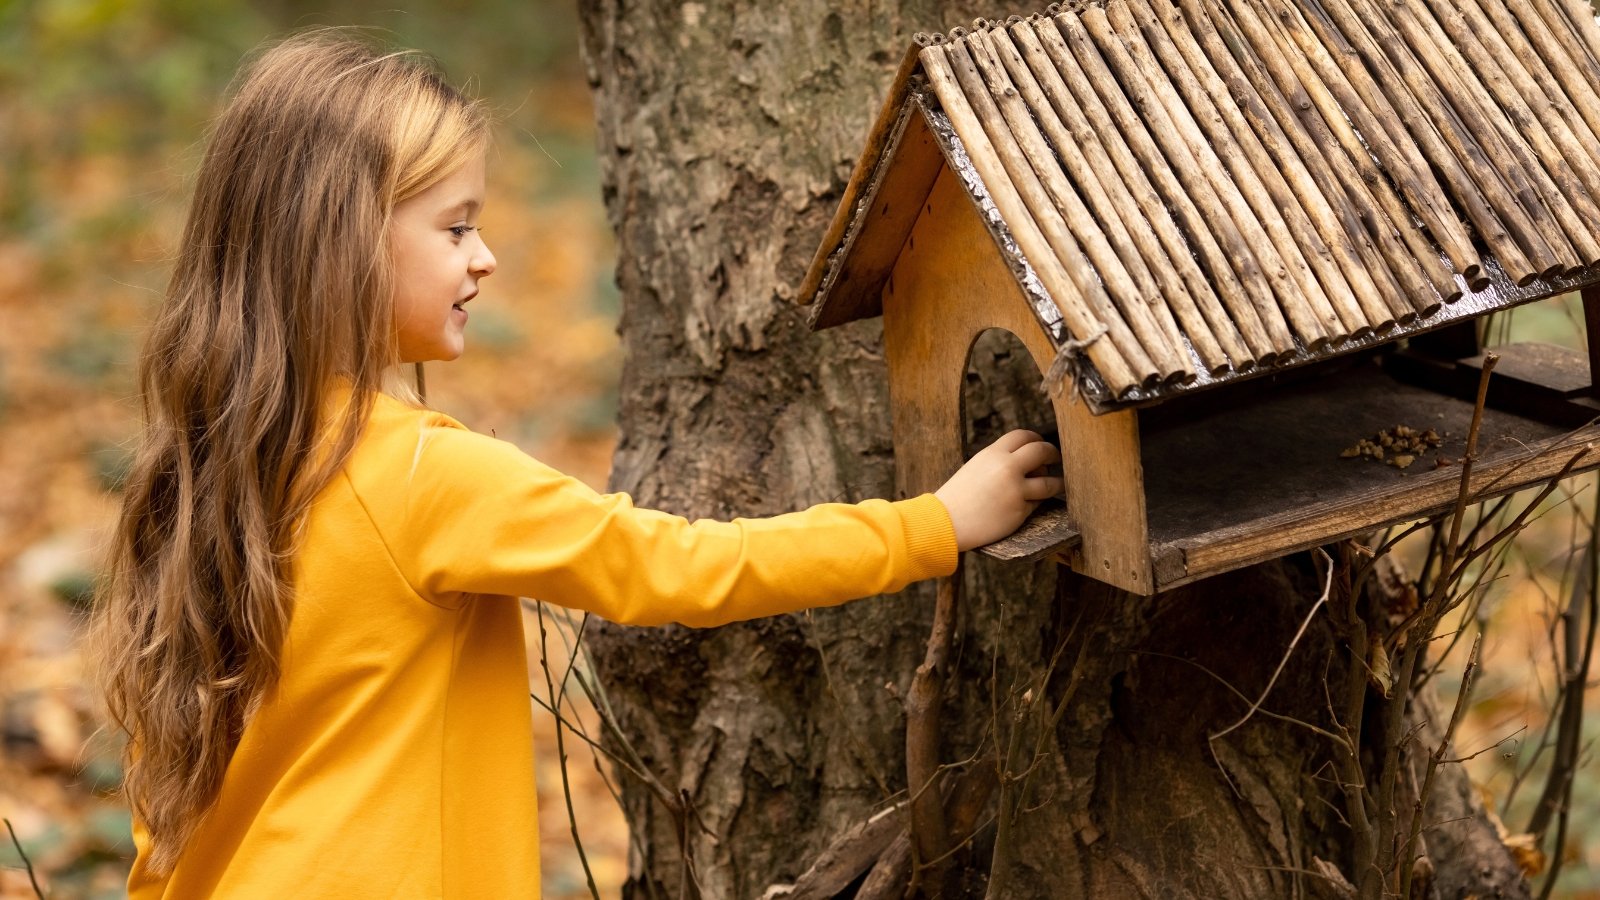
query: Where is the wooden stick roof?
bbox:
[800,0,1600,412]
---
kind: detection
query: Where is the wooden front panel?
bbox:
[882,167,1152,592]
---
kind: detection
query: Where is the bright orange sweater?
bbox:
[127,389,957,898]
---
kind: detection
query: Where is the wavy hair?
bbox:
[91,30,488,873]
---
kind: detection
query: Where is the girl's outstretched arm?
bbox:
[347,402,1056,627]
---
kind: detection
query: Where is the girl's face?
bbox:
[390,152,497,363]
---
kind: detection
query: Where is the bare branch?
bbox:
[3,818,43,900]
[1135,649,1349,748]
[905,568,960,891]
[535,601,603,900]
[1399,634,1482,899]
[769,802,907,900]
[1211,548,1334,747]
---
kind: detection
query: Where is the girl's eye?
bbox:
[449,225,479,239]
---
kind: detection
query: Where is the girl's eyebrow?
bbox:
[442,199,481,216]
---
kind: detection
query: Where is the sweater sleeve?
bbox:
[368,414,959,626]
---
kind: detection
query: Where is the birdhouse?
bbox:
[799,0,1600,594]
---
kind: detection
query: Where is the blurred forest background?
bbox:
[2,0,1600,897]
[0,0,627,896]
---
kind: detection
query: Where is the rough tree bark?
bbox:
[577,2,1531,897]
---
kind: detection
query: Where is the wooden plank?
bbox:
[1391,341,1600,426]
[976,502,1081,561]
[1584,284,1600,395]
[1053,355,1151,592]
[884,167,1151,592]
[1460,342,1594,398]
[809,102,948,330]
[1139,359,1600,588]
[798,46,924,313]
[1162,432,1600,588]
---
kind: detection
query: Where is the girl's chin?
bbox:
[398,345,465,364]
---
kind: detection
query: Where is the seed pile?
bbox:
[1340,425,1443,469]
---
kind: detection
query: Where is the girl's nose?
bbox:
[472,237,497,278]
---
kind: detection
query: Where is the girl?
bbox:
[91,30,1062,898]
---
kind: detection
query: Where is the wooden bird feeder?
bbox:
[799,0,1600,594]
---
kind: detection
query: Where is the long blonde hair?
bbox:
[91,30,488,873]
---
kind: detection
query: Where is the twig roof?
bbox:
[801,0,1600,411]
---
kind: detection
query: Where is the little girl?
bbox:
[91,30,1061,898]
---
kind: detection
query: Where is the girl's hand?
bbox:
[934,430,1064,551]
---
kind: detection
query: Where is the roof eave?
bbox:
[800,45,929,329]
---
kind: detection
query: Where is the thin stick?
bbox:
[1334,601,1378,883]
[1506,0,1600,198]
[4,819,44,900]
[1146,0,1392,333]
[527,691,660,790]
[1517,0,1600,103]
[1387,0,1590,271]
[1556,0,1600,75]
[1038,12,1293,360]
[1215,0,1417,324]
[962,27,1193,382]
[944,33,1175,383]
[1086,3,1331,350]
[1469,0,1600,182]
[1210,547,1334,745]
[983,24,1234,374]
[1013,17,1269,365]
[1339,0,1560,281]
[1447,0,1600,257]
[1061,10,1303,354]
[904,568,960,884]
[1431,0,1600,262]
[1398,634,1482,899]
[535,602,603,900]
[1110,0,1355,342]
[554,611,591,707]
[1168,0,1410,330]
[1301,0,1534,283]
[1528,513,1598,839]
[1232,0,1444,318]
[920,41,1146,394]
[1286,0,1480,282]
[520,600,681,809]
[1424,0,1600,265]
[1442,353,1500,604]
[1245,0,1462,305]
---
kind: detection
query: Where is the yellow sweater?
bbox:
[127,389,957,898]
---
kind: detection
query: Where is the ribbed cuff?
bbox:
[895,493,960,582]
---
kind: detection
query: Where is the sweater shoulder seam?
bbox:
[338,467,464,612]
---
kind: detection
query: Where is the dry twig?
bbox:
[3,819,43,900]
[535,602,602,900]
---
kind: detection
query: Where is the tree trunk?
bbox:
[577,3,1531,897]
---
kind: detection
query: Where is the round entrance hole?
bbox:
[961,327,1061,462]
